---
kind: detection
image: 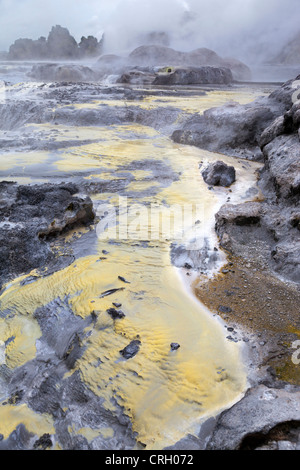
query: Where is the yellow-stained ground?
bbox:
[0,87,265,448]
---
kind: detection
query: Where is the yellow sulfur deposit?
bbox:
[0,88,263,448]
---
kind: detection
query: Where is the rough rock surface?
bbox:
[207,385,300,450]
[190,75,300,451]
[153,67,233,86]
[172,76,300,160]
[29,63,98,82]
[120,340,141,359]
[202,161,236,187]
[0,182,95,288]
[0,299,137,450]
[0,63,300,450]
[127,45,251,81]
[213,79,300,282]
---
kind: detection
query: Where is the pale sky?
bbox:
[0,0,299,63]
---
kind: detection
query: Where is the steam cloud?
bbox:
[0,0,299,64]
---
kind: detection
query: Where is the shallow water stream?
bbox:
[0,83,267,449]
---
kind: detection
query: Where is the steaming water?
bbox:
[0,77,265,448]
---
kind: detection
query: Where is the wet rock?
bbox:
[106,308,126,320]
[0,424,33,450]
[96,54,128,73]
[120,340,141,359]
[207,385,300,450]
[99,288,125,299]
[153,67,233,86]
[0,100,47,131]
[38,195,95,239]
[172,76,298,160]
[0,182,95,288]
[259,115,286,148]
[33,433,53,450]
[118,276,131,284]
[202,161,236,187]
[172,101,280,161]
[216,202,262,228]
[262,134,300,200]
[0,298,137,450]
[259,100,300,148]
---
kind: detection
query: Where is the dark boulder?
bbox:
[0,182,95,288]
[120,340,141,359]
[106,308,126,320]
[202,161,236,187]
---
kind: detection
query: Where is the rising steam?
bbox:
[0,0,299,65]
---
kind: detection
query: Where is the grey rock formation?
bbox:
[0,182,95,288]
[29,63,97,82]
[202,161,236,187]
[207,385,300,450]
[212,76,300,282]
[97,45,250,82]
[172,75,300,161]
[0,299,137,450]
[117,68,156,85]
[8,25,103,61]
[127,45,251,81]
[153,67,233,85]
[120,340,141,359]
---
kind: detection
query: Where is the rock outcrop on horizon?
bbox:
[97,44,251,82]
[127,45,251,81]
[8,25,104,60]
